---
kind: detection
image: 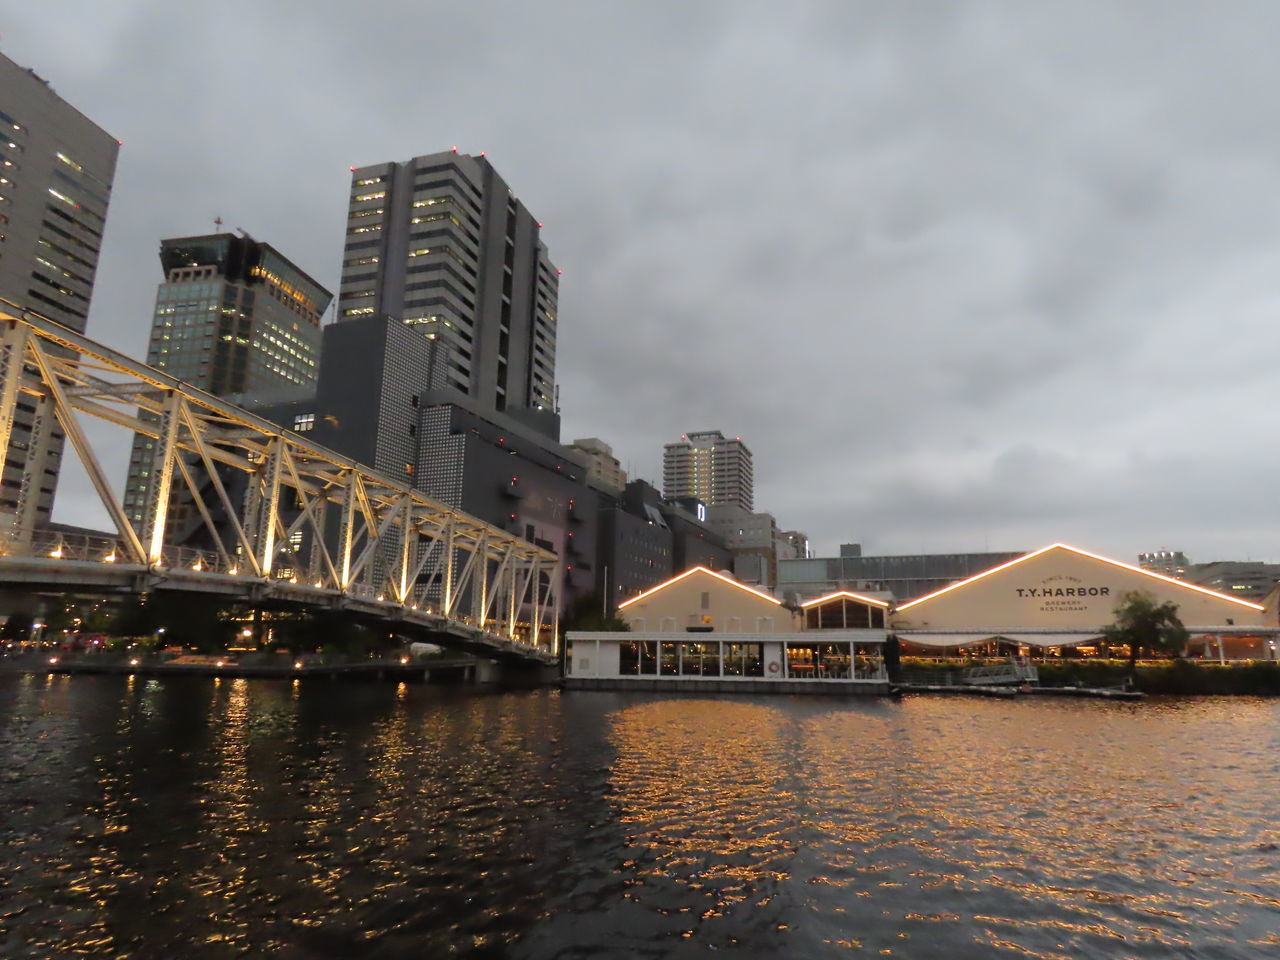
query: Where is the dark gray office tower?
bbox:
[338,150,559,434]
[259,313,450,483]
[0,52,119,533]
[123,233,331,529]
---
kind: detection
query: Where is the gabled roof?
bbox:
[800,590,891,610]
[895,542,1265,612]
[618,565,781,610]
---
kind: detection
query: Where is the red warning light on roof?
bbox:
[349,166,356,171]
[451,145,458,153]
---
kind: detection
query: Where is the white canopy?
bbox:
[896,632,1103,649]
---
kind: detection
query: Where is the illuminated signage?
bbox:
[1015,586,1110,598]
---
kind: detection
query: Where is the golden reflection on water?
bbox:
[608,699,798,930]
[606,696,1280,955]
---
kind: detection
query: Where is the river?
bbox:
[1,674,1277,958]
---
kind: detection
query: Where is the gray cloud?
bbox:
[7,0,1280,564]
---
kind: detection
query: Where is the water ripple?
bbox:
[1,678,1278,958]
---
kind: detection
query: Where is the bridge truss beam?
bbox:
[0,301,561,657]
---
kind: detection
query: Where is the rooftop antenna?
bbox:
[213,215,223,233]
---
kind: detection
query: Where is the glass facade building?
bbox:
[123,233,331,528]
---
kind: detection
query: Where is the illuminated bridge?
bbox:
[0,301,560,664]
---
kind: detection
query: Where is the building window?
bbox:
[619,641,658,675]
[293,413,315,432]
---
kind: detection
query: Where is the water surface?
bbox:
[1,675,1277,957]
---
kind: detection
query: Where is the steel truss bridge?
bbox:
[0,301,560,664]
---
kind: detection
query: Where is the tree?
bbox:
[882,634,902,684]
[107,593,237,651]
[1,611,34,642]
[41,595,78,637]
[1103,590,1189,681]
[561,591,630,633]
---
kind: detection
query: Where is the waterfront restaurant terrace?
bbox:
[565,567,890,694]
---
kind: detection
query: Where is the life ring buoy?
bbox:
[767,661,780,675]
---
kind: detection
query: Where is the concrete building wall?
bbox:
[569,437,626,491]
[412,398,600,612]
[599,501,673,609]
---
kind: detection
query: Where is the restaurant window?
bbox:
[660,642,680,676]
[723,643,763,677]
[619,640,658,675]
[807,598,886,630]
[680,641,720,677]
[786,642,853,679]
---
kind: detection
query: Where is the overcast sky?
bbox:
[5,1,1280,563]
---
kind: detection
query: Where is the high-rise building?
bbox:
[0,52,119,534]
[337,149,559,431]
[663,430,753,512]
[569,437,626,491]
[123,233,331,528]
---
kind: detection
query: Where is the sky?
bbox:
[4,0,1280,564]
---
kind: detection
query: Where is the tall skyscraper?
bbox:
[123,233,331,528]
[663,430,754,512]
[0,52,119,534]
[337,149,559,427]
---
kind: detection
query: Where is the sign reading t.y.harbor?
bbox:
[1016,575,1110,614]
